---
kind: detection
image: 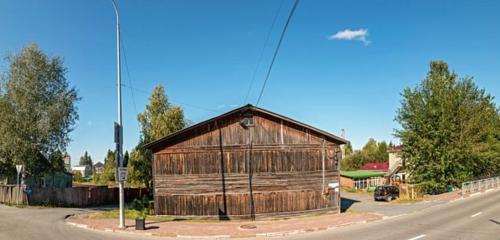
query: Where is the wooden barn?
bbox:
[145,104,348,219]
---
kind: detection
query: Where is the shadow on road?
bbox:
[341,197,360,213]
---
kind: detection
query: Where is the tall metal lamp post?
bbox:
[111,0,125,229]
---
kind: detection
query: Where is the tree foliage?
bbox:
[396,61,500,193]
[102,150,116,183]
[79,151,93,169]
[0,44,79,177]
[341,138,391,170]
[128,84,187,189]
[49,150,66,172]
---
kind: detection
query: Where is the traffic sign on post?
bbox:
[16,165,23,174]
[15,165,23,205]
[118,167,127,181]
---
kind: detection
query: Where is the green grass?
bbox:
[89,209,214,223]
[89,209,173,222]
[341,188,374,193]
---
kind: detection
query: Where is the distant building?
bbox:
[72,165,91,177]
[340,170,385,189]
[359,162,389,172]
[93,162,104,174]
[385,145,408,183]
[25,172,73,188]
[63,153,71,171]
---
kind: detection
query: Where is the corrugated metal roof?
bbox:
[340,170,385,179]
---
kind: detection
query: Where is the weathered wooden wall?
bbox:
[340,176,354,189]
[153,111,342,217]
[0,185,148,207]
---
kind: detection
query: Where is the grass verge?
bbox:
[88,209,213,223]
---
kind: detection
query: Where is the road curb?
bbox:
[65,214,380,239]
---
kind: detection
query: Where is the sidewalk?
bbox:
[424,190,462,203]
[67,211,382,238]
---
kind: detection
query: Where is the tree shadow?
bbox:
[341,197,360,213]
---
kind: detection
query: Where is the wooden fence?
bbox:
[398,183,425,200]
[0,185,148,207]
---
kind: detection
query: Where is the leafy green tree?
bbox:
[128,84,187,189]
[79,151,93,169]
[102,150,116,182]
[341,139,391,170]
[344,142,353,156]
[72,170,83,183]
[0,44,79,177]
[49,150,66,172]
[396,61,500,193]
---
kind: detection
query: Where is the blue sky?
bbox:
[1,0,499,165]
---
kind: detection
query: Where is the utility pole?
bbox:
[111,0,125,229]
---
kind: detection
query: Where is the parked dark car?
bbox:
[374,185,400,201]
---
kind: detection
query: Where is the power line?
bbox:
[120,83,220,113]
[243,0,285,104]
[120,34,139,120]
[255,0,300,106]
[119,31,219,114]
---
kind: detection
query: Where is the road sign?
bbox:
[118,167,127,181]
[16,165,23,174]
[328,182,339,188]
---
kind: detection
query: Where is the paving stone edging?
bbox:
[65,189,500,239]
[65,214,379,239]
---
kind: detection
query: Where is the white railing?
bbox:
[461,176,500,196]
[353,177,385,190]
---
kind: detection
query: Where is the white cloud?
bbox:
[217,104,239,109]
[328,28,370,45]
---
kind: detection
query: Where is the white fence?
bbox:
[353,177,385,190]
[461,176,500,196]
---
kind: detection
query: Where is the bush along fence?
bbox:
[0,185,148,207]
[461,176,500,196]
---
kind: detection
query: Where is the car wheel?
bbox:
[386,196,392,202]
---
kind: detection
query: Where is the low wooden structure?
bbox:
[0,185,148,207]
[340,170,386,189]
[146,104,348,219]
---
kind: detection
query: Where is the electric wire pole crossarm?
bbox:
[111,0,125,229]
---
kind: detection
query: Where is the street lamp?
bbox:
[111,0,125,229]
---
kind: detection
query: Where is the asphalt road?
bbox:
[0,205,163,240]
[341,191,440,216]
[1,190,499,240]
[287,189,500,240]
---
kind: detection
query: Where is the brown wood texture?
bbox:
[153,111,342,217]
[0,185,148,207]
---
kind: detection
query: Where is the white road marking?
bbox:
[471,212,482,218]
[408,234,426,240]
